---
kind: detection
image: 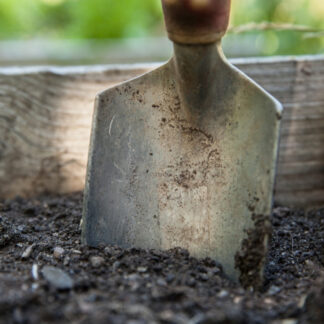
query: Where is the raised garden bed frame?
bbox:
[1,55,324,208]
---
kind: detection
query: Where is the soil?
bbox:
[0,192,323,324]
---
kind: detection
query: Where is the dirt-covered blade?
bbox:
[82,0,282,287]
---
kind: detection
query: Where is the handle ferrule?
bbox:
[161,0,231,44]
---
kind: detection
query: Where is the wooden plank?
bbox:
[0,57,324,207]
[274,189,324,208]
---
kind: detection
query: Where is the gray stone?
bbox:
[218,290,229,298]
[41,266,73,290]
[53,246,64,259]
[268,285,281,296]
[63,255,70,266]
[90,256,105,268]
[137,266,147,273]
[21,244,35,260]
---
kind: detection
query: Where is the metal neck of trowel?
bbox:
[162,0,231,117]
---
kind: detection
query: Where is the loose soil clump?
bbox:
[0,193,323,323]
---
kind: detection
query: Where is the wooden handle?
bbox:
[161,0,231,44]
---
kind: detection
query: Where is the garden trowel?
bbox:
[82,0,282,287]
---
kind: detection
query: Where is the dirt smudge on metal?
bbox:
[235,213,272,290]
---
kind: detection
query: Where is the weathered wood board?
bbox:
[0,56,324,207]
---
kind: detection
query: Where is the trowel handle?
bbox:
[161,0,231,44]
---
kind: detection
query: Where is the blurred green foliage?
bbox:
[0,0,163,39]
[231,0,324,55]
[0,0,323,55]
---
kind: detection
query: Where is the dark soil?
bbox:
[0,192,323,324]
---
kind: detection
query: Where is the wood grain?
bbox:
[0,57,324,207]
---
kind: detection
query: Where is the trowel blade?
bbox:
[82,53,281,287]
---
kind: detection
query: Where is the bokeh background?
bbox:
[0,0,323,65]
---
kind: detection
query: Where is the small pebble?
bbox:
[13,308,23,323]
[112,261,121,271]
[268,285,281,296]
[22,284,28,291]
[53,247,65,259]
[32,264,39,280]
[281,319,297,324]
[31,283,39,291]
[218,290,229,298]
[298,294,308,308]
[17,225,25,232]
[157,278,167,286]
[42,266,73,290]
[199,273,209,281]
[104,246,113,255]
[137,266,147,273]
[22,244,35,260]
[166,273,175,283]
[90,256,105,268]
[264,298,275,305]
[234,296,243,304]
[63,256,70,266]
[187,277,196,287]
